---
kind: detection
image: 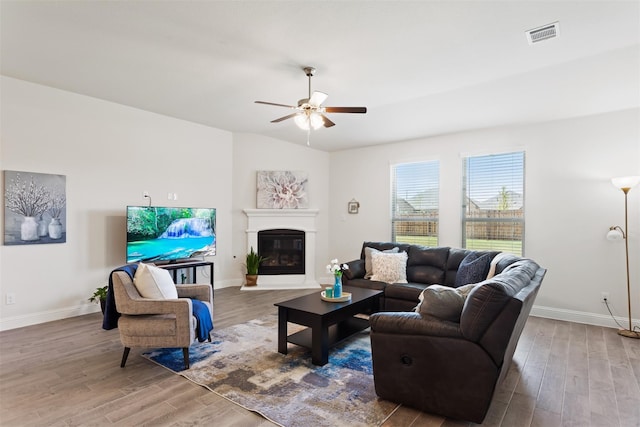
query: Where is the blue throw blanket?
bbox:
[102,264,214,342]
[192,299,214,342]
[103,264,138,330]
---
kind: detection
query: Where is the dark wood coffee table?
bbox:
[275,286,382,365]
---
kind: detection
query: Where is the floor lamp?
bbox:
[607,175,640,339]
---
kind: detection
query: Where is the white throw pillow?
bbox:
[364,246,399,279]
[133,263,178,299]
[370,251,408,284]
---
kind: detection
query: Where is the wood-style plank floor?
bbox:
[1,287,639,426]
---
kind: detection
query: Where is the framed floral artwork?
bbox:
[3,170,67,245]
[256,171,308,209]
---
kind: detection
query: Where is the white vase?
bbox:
[38,217,48,237]
[48,218,63,239]
[20,216,39,241]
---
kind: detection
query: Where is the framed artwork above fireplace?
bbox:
[256,170,308,209]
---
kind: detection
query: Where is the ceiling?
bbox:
[1,1,639,152]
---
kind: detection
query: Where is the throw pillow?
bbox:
[455,252,492,287]
[415,283,479,322]
[415,285,464,322]
[370,251,408,284]
[133,263,178,299]
[364,246,399,279]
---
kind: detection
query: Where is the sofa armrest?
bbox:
[344,259,365,280]
[370,311,462,338]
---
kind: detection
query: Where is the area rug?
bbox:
[142,314,400,427]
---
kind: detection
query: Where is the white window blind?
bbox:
[462,151,525,255]
[391,160,439,246]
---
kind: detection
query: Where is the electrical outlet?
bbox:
[143,190,149,198]
[601,292,610,303]
[6,293,15,305]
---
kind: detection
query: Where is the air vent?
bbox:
[526,21,560,45]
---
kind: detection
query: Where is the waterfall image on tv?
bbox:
[126,206,216,263]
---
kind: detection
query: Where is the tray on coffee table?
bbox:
[320,291,351,302]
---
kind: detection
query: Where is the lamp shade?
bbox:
[294,112,323,131]
[611,176,640,190]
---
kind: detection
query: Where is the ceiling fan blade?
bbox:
[308,91,328,107]
[321,115,336,128]
[255,101,297,109]
[271,113,298,123]
[324,106,367,114]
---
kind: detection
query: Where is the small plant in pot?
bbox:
[245,246,267,287]
[89,285,108,314]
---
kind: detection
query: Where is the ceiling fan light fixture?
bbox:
[294,111,324,130]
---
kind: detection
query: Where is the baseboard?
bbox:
[0,303,102,331]
[530,304,639,330]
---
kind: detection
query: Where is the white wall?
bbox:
[0,76,234,330]
[3,75,638,331]
[329,109,640,328]
[231,133,330,285]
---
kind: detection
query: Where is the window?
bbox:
[462,151,525,255]
[391,160,439,246]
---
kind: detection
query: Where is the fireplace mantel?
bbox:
[243,209,320,290]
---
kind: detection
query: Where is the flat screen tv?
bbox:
[126,206,216,263]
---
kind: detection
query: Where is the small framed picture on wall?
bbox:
[348,199,360,214]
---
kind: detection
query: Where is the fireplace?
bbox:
[244,208,319,289]
[258,229,305,275]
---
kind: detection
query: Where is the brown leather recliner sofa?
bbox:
[342,242,546,423]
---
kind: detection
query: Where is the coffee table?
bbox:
[275,286,383,365]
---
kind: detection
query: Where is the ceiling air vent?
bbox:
[525,21,560,45]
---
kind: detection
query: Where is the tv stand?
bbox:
[156,261,214,297]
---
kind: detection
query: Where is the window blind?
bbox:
[462,151,525,255]
[391,160,439,246]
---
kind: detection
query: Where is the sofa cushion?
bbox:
[133,263,178,299]
[415,283,478,322]
[454,252,492,287]
[343,259,365,280]
[406,246,449,284]
[364,246,399,279]
[371,251,408,284]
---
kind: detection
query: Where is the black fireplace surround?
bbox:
[257,229,305,275]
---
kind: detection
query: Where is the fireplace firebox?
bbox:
[258,229,305,275]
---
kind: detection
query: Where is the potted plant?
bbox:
[89,285,108,314]
[245,246,266,287]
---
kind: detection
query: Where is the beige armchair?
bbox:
[110,270,213,369]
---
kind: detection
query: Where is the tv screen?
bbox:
[126,206,216,263]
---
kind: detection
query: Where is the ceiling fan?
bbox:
[255,66,367,143]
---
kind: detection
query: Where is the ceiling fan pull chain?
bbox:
[306,128,311,146]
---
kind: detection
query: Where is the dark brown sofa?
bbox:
[342,241,546,423]
[342,241,501,311]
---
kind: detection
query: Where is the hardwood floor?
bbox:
[1,287,638,426]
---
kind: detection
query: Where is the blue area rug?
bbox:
[142,314,399,427]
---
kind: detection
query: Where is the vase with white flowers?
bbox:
[326,259,349,298]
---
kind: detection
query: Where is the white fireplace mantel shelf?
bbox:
[243,208,320,290]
